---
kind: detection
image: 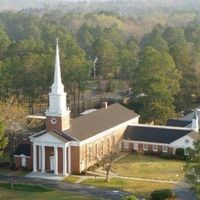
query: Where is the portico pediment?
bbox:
[32,131,68,147]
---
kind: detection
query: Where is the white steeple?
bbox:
[51,38,64,94]
[192,112,199,132]
[45,39,70,117]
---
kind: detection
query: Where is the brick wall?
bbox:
[122,140,175,155]
[46,116,70,132]
[78,125,127,172]
[14,157,32,170]
[71,146,80,173]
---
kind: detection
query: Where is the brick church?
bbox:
[14,40,200,177]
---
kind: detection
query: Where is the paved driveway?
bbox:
[174,181,197,200]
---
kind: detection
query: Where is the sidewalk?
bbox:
[85,170,179,184]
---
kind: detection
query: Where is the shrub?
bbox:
[159,153,174,159]
[175,148,185,160]
[122,195,138,200]
[0,183,53,192]
[144,151,159,156]
[151,189,173,200]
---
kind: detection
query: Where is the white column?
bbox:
[68,145,71,173]
[63,146,67,175]
[38,146,42,170]
[41,146,46,173]
[33,144,37,172]
[54,146,58,175]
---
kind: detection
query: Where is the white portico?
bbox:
[30,131,71,175]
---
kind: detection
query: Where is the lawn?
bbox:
[0,167,29,176]
[63,176,80,183]
[0,187,95,200]
[111,154,185,181]
[82,178,175,199]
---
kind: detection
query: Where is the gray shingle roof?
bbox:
[65,103,139,141]
[15,144,31,156]
[124,126,194,144]
[166,119,191,127]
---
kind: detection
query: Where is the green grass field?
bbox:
[111,154,185,181]
[82,178,175,198]
[63,176,80,183]
[0,187,95,200]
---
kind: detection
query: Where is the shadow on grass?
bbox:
[0,182,53,192]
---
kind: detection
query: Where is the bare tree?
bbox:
[0,98,26,167]
[83,135,120,182]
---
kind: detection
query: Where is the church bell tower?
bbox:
[45,39,70,132]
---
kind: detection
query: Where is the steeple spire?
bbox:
[51,38,64,94]
[45,38,71,131]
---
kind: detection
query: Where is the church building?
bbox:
[14,40,140,175]
[14,40,200,177]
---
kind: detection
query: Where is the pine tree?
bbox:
[135,46,180,124]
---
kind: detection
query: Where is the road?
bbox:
[174,181,197,200]
[0,175,130,200]
[0,175,198,200]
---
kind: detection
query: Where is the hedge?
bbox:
[122,195,138,200]
[151,189,173,200]
[0,182,53,192]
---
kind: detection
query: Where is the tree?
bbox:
[185,140,200,198]
[0,27,11,58]
[85,137,120,182]
[76,23,94,57]
[134,47,180,124]
[141,27,169,52]
[63,55,91,117]
[0,121,8,156]
[93,38,118,79]
[166,28,200,110]
[0,99,26,167]
[118,38,139,86]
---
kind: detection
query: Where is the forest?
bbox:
[0,1,200,124]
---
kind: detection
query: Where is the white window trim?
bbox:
[124,142,129,149]
[185,148,190,156]
[21,156,26,167]
[133,143,138,150]
[143,144,148,151]
[153,145,158,152]
[162,145,168,153]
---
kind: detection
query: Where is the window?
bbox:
[119,141,122,150]
[162,146,168,153]
[153,145,158,152]
[133,143,138,150]
[112,135,115,146]
[185,139,190,144]
[124,142,129,149]
[101,141,104,156]
[88,147,92,162]
[143,144,148,151]
[95,143,98,156]
[185,148,190,156]
[107,138,110,152]
[21,156,26,167]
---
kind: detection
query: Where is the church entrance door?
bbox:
[49,156,55,172]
